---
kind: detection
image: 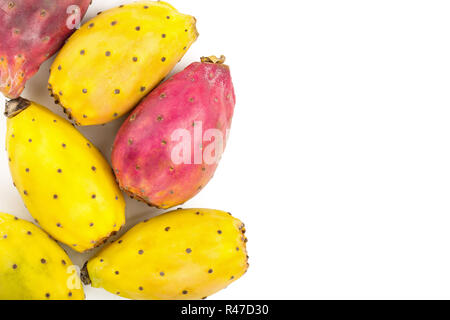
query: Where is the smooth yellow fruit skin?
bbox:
[85,209,248,300]
[6,100,125,253]
[0,212,84,300]
[48,1,199,126]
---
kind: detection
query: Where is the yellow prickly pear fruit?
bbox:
[0,212,84,300]
[5,98,125,253]
[81,208,248,300]
[48,1,199,126]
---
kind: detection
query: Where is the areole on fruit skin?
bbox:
[80,208,249,300]
[0,0,91,99]
[112,55,235,209]
[48,1,199,126]
[5,97,126,253]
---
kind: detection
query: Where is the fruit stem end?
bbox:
[200,55,226,64]
[80,262,91,285]
[4,97,31,118]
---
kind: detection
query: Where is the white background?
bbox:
[1,0,450,299]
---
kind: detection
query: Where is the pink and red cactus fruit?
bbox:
[0,0,91,98]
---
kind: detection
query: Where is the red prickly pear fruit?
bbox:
[0,0,91,98]
[112,55,235,209]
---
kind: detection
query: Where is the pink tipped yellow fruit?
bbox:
[0,0,91,98]
[0,212,84,300]
[81,208,248,300]
[48,1,198,126]
[5,97,125,253]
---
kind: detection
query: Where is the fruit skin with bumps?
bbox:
[0,212,84,300]
[0,0,91,99]
[112,56,235,209]
[81,208,248,300]
[48,1,199,126]
[5,97,125,253]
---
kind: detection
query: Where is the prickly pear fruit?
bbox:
[5,98,125,253]
[112,56,235,209]
[0,0,91,98]
[0,212,84,300]
[81,208,248,300]
[48,1,198,126]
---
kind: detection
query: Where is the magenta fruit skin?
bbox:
[0,0,91,98]
[112,58,235,209]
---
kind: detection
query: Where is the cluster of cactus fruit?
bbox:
[0,1,247,300]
